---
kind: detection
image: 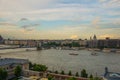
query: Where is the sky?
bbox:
[0,0,120,40]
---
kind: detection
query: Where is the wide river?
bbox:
[0,48,120,76]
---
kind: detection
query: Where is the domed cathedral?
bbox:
[88,35,98,48]
[93,34,98,48]
[0,35,4,44]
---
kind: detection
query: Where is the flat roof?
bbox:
[104,72,120,80]
[0,58,29,66]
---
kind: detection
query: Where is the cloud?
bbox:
[0,0,95,21]
[70,35,79,39]
[0,23,119,39]
[21,24,40,31]
[101,0,120,8]
[0,0,56,12]
[17,18,40,31]
[0,0,120,39]
[97,22,120,29]
[20,18,28,21]
[92,17,100,28]
[99,0,107,3]
[99,34,116,38]
[0,22,16,26]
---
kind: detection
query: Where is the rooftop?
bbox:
[104,72,120,80]
[104,67,120,80]
[0,58,29,66]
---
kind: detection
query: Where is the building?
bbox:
[87,35,120,49]
[103,67,120,80]
[4,39,37,47]
[79,39,87,47]
[87,35,98,48]
[0,58,29,79]
[98,38,120,49]
[0,35,4,44]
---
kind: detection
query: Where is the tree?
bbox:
[0,68,8,80]
[93,77,102,80]
[68,77,76,80]
[61,70,65,75]
[32,64,48,72]
[89,74,93,80]
[29,62,33,69]
[14,65,22,77]
[81,69,88,78]
[55,70,58,74]
[75,72,79,77]
[68,70,72,76]
[48,75,54,80]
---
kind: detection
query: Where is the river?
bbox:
[0,48,120,76]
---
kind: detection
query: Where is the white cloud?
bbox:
[92,17,101,28]
[0,7,94,21]
[101,0,120,8]
[99,0,107,3]
[0,0,56,12]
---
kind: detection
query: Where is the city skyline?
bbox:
[0,0,120,39]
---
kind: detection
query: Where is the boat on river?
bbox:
[69,53,78,55]
[91,52,98,56]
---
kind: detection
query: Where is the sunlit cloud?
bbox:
[99,34,117,39]
[70,35,79,39]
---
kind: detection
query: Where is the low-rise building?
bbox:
[0,58,29,79]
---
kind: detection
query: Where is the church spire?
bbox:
[90,36,92,40]
[93,34,97,40]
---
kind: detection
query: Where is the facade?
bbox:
[0,58,29,79]
[4,39,37,47]
[87,35,120,49]
[79,39,87,47]
[61,39,73,45]
[98,38,120,49]
[87,35,98,48]
[3,35,120,49]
